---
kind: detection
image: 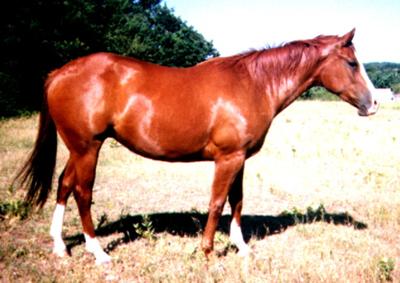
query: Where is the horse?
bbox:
[14,29,378,264]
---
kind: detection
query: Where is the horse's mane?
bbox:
[203,34,341,82]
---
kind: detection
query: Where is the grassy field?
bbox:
[1,101,399,282]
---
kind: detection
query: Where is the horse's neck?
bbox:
[272,70,317,114]
[253,49,320,115]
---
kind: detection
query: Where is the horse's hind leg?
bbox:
[50,141,110,264]
[50,158,75,257]
[71,142,111,264]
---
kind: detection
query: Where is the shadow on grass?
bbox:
[65,205,367,254]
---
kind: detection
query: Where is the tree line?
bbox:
[0,0,219,117]
[365,63,400,93]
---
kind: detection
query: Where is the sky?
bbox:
[163,0,400,63]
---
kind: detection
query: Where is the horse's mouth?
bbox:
[358,101,379,116]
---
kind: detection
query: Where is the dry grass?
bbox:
[1,101,399,282]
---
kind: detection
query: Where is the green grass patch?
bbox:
[0,200,31,221]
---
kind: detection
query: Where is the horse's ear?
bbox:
[340,28,356,47]
[321,28,356,57]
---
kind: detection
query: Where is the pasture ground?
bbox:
[1,101,399,282]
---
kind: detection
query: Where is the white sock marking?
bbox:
[84,233,111,265]
[50,204,67,257]
[229,219,250,257]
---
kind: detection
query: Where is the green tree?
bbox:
[0,0,219,117]
[365,62,400,90]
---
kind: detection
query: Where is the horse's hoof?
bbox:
[52,247,68,258]
[95,253,112,265]
[237,246,251,257]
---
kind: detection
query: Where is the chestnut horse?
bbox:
[15,29,378,264]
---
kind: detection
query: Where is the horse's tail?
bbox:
[13,83,57,208]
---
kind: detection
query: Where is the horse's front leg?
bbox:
[201,151,245,256]
[228,166,250,256]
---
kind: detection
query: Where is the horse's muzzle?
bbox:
[358,98,379,116]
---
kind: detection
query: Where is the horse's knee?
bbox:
[209,200,225,217]
[56,164,75,204]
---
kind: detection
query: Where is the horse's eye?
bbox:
[347,60,358,69]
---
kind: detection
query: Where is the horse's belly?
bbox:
[114,129,209,161]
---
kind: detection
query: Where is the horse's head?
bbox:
[317,29,378,116]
